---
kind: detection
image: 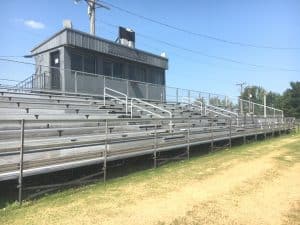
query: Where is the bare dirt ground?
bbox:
[1,134,300,225]
[100,137,300,225]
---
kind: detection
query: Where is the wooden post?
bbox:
[18,119,25,205]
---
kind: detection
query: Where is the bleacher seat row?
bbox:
[0,89,294,181]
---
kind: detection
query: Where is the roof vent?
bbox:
[160,52,167,58]
[63,20,73,29]
[119,26,135,48]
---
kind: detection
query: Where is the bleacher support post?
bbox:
[103,77,106,106]
[279,121,282,136]
[186,118,190,160]
[264,118,267,140]
[18,119,25,205]
[284,120,287,135]
[103,120,108,182]
[210,121,214,152]
[254,121,258,142]
[153,121,158,168]
[229,118,232,148]
[127,80,129,97]
[74,72,78,93]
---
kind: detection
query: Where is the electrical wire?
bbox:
[101,0,300,50]
[99,20,300,72]
[99,23,268,73]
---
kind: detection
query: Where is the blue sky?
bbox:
[0,0,299,97]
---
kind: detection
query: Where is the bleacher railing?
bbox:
[104,87,128,114]
[0,115,296,204]
[0,58,284,118]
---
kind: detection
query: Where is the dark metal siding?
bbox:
[32,29,168,69]
[66,30,168,69]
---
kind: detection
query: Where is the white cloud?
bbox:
[23,20,45,29]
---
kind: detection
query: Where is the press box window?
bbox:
[113,62,124,79]
[103,61,113,76]
[84,56,96,74]
[71,54,83,71]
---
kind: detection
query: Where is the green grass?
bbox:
[0,132,299,225]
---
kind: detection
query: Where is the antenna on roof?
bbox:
[74,0,110,36]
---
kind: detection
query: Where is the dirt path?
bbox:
[97,147,300,225]
[1,135,300,225]
[99,137,300,225]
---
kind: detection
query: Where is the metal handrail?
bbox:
[181,97,203,115]
[205,105,239,126]
[206,103,239,117]
[239,98,283,118]
[130,103,163,118]
[251,101,284,118]
[0,59,286,117]
[182,97,239,125]
[16,74,35,90]
[181,96,192,105]
[131,98,173,132]
[204,106,231,118]
[130,98,172,118]
[104,87,128,114]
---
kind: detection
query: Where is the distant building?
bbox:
[30,27,168,100]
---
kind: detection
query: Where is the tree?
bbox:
[241,82,300,118]
[266,91,281,108]
[280,82,300,118]
[241,86,266,104]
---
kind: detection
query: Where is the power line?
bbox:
[0,56,26,58]
[101,0,300,50]
[0,78,20,83]
[99,23,269,73]
[99,20,300,72]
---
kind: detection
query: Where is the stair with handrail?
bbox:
[103,86,173,131]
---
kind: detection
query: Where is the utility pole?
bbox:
[236,82,246,114]
[88,0,96,35]
[74,0,109,36]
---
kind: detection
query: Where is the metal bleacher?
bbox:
[0,87,295,187]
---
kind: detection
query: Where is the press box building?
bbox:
[30,26,168,101]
